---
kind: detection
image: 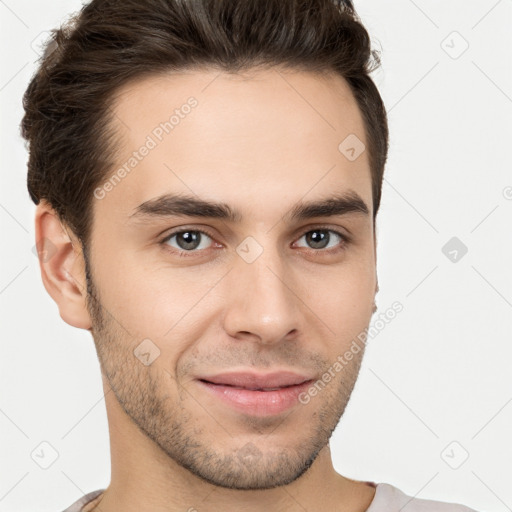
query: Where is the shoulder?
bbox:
[367,483,478,512]
[61,489,105,512]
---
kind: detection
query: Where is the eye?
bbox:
[161,229,216,257]
[159,226,350,258]
[294,228,349,253]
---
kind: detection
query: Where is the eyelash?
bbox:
[159,226,351,259]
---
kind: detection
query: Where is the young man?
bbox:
[22,0,478,510]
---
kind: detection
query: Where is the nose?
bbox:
[222,243,304,345]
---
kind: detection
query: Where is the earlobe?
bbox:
[34,201,92,330]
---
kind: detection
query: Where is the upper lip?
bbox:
[197,371,314,389]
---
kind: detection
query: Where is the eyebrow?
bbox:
[129,190,370,224]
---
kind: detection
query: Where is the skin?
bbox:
[36,67,379,511]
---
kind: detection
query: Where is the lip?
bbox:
[196,370,315,416]
[197,370,314,389]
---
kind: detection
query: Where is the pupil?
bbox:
[307,230,328,249]
[178,231,200,250]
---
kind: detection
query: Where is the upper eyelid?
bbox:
[161,227,216,243]
[292,224,351,241]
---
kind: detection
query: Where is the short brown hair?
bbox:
[22,0,388,251]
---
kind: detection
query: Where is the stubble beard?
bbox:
[82,249,364,490]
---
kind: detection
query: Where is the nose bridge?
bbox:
[222,235,302,342]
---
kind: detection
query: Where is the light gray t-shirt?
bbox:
[62,483,478,511]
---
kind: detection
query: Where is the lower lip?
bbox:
[197,380,313,416]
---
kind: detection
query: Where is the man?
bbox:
[22,0,478,510]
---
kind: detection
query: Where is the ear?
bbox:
[34,200,92,330]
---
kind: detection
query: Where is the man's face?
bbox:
[85,67,376,490]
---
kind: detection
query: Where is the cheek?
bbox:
[94,252,219,352]
[314,288,371,338]
[307,263,375,341]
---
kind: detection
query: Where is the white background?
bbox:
[1,1,511,511]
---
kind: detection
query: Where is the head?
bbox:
[23,0,388,491]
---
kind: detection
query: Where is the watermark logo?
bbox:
[30,31,58,58]
[237,442,263,466]
[32,237,57,263]
[134,338,161,366]
[441,236,468,263]
[441,31,469,60]
[440,440,469,469]
[31,441,59,469]
[236,236,264,264]
[338,133,366,162]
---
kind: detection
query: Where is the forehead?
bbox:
[96,67,372,224]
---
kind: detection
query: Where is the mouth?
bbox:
[195,371,315,416]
